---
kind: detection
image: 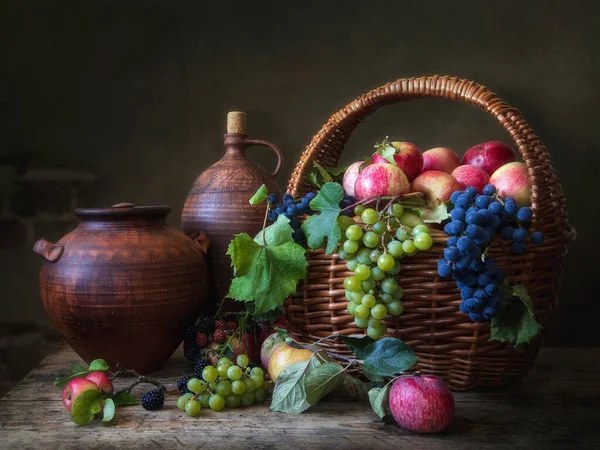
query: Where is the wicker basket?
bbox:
[285,75,576,390]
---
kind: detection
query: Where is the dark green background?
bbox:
[0,1,596,345]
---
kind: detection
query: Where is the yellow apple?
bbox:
[267,344,319,382]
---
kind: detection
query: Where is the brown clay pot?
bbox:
[181,112,283,312]
[33,203,210,374]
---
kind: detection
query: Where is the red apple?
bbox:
[85,371,113,394]
[372,141,423,181]
[260,332,286,369]
[462,141,516,175]
[342,161,363,197]
[389,375,455,433]
[489,162,531,206]
[354,163,410,200]
[451,165,490,194]
[62,378,100,412]
[411,171,463,203]
[422,147,460,174]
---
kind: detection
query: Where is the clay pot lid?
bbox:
[75,203,171,219]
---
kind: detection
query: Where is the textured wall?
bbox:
[0,0,596,345]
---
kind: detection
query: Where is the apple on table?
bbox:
[62,378,101,412]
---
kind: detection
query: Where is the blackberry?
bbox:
[257,321,271,333]
[225,321,238,332]
[214,319,226,331]
[141,388,165,411]
[193,357,211,379]
[197,316,214,335]
[177,376,191,395]
[184,325,200,341]
[213,328,226,344]
[195,332,208,348]
[183,341,202,362]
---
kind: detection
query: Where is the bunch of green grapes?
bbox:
[177,353,269,417]
[337,203,433,339]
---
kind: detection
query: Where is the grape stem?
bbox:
[109,365,166,396]
[339,192,425,214]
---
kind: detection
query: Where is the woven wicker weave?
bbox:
[285,76,575,390]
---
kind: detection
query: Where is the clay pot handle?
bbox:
[33,239,64,263]
[244,139,283,177]
[188,231,211,254]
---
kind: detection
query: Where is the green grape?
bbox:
[345,290,353,301]
[177,393,194,411]
[243,377,256,393]
[372,220,387,235]
[377,323,388,336]
[354,304,370,319]
[371,304,388,320]
[198,391,211,408]
[357,248,372,265]
[395,286,405,300]
[227,365,243,381]
[412,224,429,235]
[209,381,218,391]
[348,290,364,304]
[354,264,371,281]
[216,380,231,396]
[354,317,369,328]
[367,325,386,340]
[381,293,393,304]
[347,302,356,316]
[400,211,424,228]
[337,249,349,260]
[361,208,378,225]
[389,217,400,229]
[250,367,264,378]
[396,228,409,242]
[225,394,242,408]
[387,240,404,258]
[381,277,398,294]
[209,394,226,412]
[202,366,218,383]
[354,204,366,216]
[218,357,232,366]
[337,215,355,232]
[254,387,267,402]
[368,317,381,328]
[361,294,376,308]
[370,266,385,281]
[386,260,402,276]
[241,392,256,406]
[185,399,202,417]
[345,225,363,241]
[402,240,416,254]
[217,363,231,379]
[363,231,380,248]
[377,254,395,271]
[369,249,382,262]
[343,240,359,254]
[388,300,404,316]
[236,354,250,368]
[251,374,264,389]
[414,233,433,251]
[346,258,359,271]
[361,279,376,292]
[343,276,361,292]
[187,378,207,395]
[392,203,404,218]
[231,380,246,395]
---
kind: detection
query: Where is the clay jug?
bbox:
[33,202,210,374]
[181,112,283,311]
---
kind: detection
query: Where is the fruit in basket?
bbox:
[489,162,531,206]
[354,163,410,200]
[421,147,460,174]
[62,378,101,412]
[389,375,455,433]
[451,165,490,194]
[372,141,423,181]
[267,343,319,382]
[410,171,463,202]
[461,141,516,175]
[85,371,113,394]
[343,161,364,197]
[260,332,286,369]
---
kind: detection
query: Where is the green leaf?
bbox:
[102,398,115,423]
[362,338,418,378]
[374,137,397,165]
[301,182,344,255]
[270,358,321,414]
[254,214,294,247]
[404,203,449,224]
[88,359,109,371]
[227,233,308,314]
[70,362,89,376]
[304,172,322,188]
[111,392,139,407]
[490,284,542,346]
[340,374,369,400]
[54,371,91,388]
[249,184,269,205]
[340,335,375,359]
[319,164,348,178]
[313,161,334,183]
[304,362,345,405]
[368,385,390,420]
[71,389,102,425]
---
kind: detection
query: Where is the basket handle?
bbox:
[286,76,567,228]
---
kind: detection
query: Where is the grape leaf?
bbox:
[368,385,390,419]
[301,182,344,255]
[304,362,345,405]
[71,389,102,425]
[404,203,449,224]
[249,184,269,205]
[54,370,92,387]
[304,172,322,188]
[340,374,369,400]
[254,214,294,247]
[304,162,347,188]
[111,392,139,407]
[70,361,89,376]
[362,338,418,378]
[374,137,397,165]
[227,233,308,314]
[102,398,115,423]
[270,358,322,414]
[89,359,109,371]
[490,284,542,346]
[340,335,375,359]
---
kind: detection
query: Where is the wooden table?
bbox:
[1,344,599,449]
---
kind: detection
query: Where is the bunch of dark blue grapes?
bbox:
[437,184,544,322]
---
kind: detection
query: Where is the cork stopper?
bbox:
[227,111,246,134]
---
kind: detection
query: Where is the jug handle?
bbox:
[188,231,211,254]
[244,139,283,177]
[33,239,64,263]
